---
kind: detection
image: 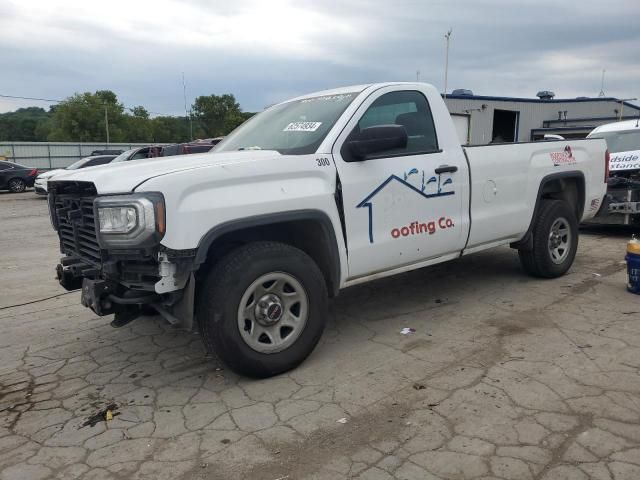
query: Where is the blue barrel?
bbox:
[626,251,640,294]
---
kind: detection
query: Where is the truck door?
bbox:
[332,86,470,279]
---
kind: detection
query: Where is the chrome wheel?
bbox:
[9,178,26,193]
[548,217,571,264]
[237,272,309,354]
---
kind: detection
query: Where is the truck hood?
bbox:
[50,150,282,194]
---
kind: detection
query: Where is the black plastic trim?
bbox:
[193,210,342,296]
[510,171,586,250]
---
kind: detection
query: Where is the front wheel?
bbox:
[198,241,328,378]
[8,178,26,193]
[518,199,579,278]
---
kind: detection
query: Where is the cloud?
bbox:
[1,0,638,114]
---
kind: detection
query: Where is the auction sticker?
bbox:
[283,122,322,132]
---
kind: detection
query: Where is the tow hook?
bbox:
[56,263,83,291]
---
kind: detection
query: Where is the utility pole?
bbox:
[182,72,194,141]
[104,104,110,145]
[444,29,452,99]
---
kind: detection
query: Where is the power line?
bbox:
[0,93,63,103]
[0,93,176,117]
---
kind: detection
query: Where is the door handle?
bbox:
[434,165,458,174]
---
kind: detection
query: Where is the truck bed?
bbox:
[462,139,606,252]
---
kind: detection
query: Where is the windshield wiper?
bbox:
[237,146,262,151]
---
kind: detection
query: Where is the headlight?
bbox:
[94,193,165,248]
[98,207,138,233]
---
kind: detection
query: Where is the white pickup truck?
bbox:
[48,82,608,377]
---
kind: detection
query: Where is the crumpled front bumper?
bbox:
[80,278,159,317]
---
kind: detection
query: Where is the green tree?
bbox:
[192,94,247,137]
[124,106,153,142]
[47,90,126,142]
[0,107,51,141]
[150,116,191,143]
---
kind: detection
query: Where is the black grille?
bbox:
[54,195,102,266]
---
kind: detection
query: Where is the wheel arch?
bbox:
[511,171,585,250]
[194,210,342,297]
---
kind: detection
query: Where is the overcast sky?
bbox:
[1,0,639,115]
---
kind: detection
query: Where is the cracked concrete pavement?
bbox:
[1,191,640,480]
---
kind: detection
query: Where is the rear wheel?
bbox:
[8,178,26,193]
[518,199,578,278]
[198,241,328,378]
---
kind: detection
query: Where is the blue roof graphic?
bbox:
[357,174,454,243]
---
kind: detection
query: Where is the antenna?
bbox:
[443,29,452,99]
[416,70,420,82]
[182,72,194,141]
[598,69,606,97]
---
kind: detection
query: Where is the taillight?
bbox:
[28,168,38,177]
[604,149,610,183]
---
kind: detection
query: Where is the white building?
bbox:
[444,90,640,145]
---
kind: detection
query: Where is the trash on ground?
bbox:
[80,403,119,428]
[336,417,348,424]
[413,383,426,390]
[400,327,416,335]
[592,273,602,277]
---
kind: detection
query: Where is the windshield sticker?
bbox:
[610,150,640,171]
[283,121,322,132]
[550,145,577,166]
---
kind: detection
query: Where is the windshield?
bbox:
[217,92,359,155]
[589,129,640,153]
[111,149,136,163]
[66,158,90,170]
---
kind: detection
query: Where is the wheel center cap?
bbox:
[255,294,283,325]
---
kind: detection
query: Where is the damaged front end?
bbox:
[49,181,196,329]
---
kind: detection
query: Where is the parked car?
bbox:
[110,143,216,163]
[159,142,217,156]
[0,161,38,193]
[193,137,224,146]
[34,155,117,195]
[586,119,640,225]
[109,147,158,163]
[48,82,607,377]
[90,149,124,156]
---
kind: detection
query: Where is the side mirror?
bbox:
[346,125,408,161]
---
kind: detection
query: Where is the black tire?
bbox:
[198,241,328,378]
[518,199,578,278]
[8,178,26,193]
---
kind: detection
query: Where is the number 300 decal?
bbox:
[316,157,331,167]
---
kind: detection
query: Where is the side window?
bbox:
[84,157,111,167]
[130,149,150,160]
[353,90,438,157]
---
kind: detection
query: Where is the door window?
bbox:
[351,90,439,157]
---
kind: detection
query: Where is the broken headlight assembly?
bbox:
[95,193,165,248]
